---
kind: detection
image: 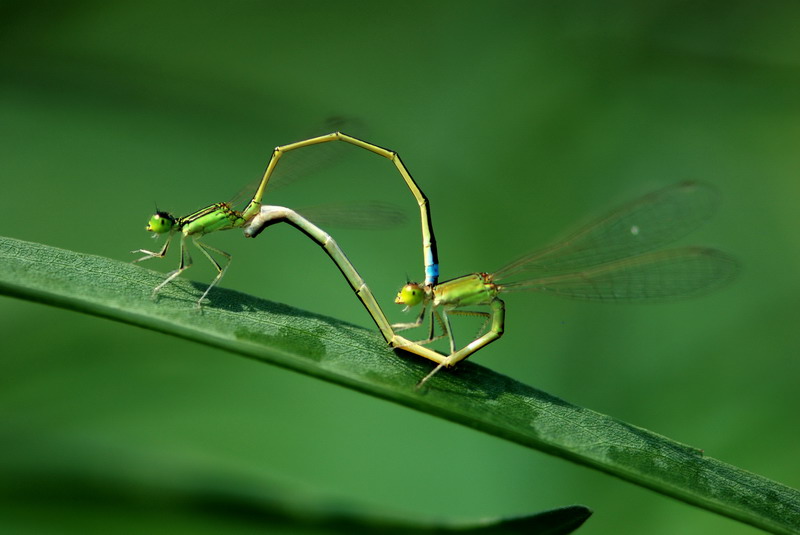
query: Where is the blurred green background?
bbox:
[1,1,799,533]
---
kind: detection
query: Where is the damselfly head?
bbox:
[146,211,176,234]
[395,282,425,308]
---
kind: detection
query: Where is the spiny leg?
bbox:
[448,309,492,342]
[436,308,456,354]
[131,233,172,263]
[416,361,448,390]
[394,304,449,348]
[416,299,505,389]
[429,306,437,340]
[407,310,490,366]
[392,304,427,332]
[193,238,232,308]
[152,234,193,298]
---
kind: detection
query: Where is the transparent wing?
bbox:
[493,182,721,281]
[499,247,739,302]
[296,201,407,230]
[266,141,351,193]
[231,117,368,206]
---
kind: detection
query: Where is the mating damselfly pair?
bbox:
[133,132,738,387]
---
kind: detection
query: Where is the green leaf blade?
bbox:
[1,236,798,535]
